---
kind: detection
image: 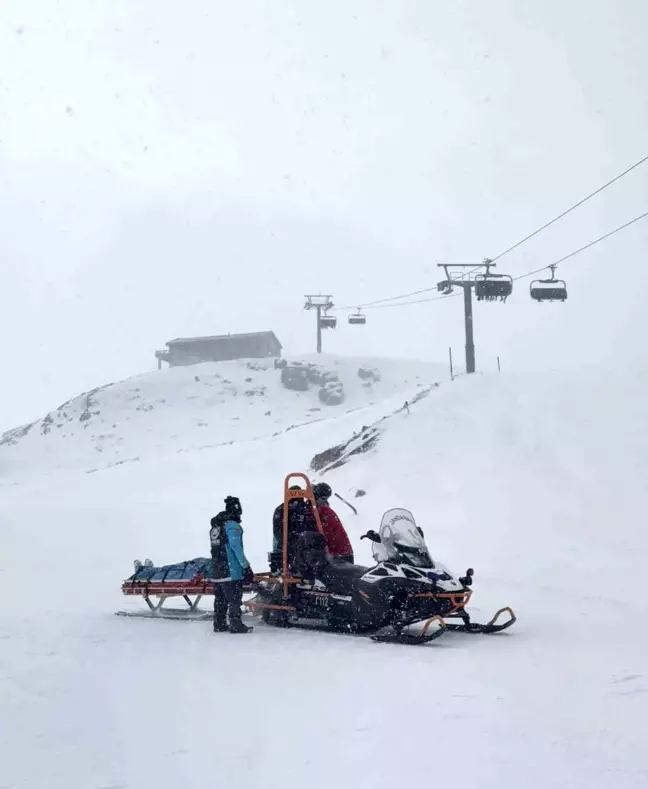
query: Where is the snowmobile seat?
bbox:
[294,532,368,593]
[319,560,369,596]
[293,531,329,580]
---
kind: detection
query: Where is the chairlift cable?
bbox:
[512,209,648,281]
[334,154,648,311]
[333,264,482,311]
[490,153,648,264]
[363,291,461,310]
[355,210,648,310]
[332,285,440,311]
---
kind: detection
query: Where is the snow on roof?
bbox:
[167,331,282,348]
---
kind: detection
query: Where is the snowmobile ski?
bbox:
[444,606,516,634]
[371,615,446,645]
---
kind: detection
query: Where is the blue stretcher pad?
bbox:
[127,558,212,583]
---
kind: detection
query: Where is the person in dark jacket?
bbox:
[270,486,316,571]
[210,496,254,633]
[313,483,354,563]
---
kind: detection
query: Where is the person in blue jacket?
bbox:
[210,496,254,633]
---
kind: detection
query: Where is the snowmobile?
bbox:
[246,474,516,645]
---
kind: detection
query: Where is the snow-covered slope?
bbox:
[0,354,440,476]
[1,364,647,789]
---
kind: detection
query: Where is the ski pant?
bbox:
[213,580,243,625]
[333,553,354,564]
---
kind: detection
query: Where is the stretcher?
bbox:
[117,558,216,620]
[115,473,323,622]
[116,557,275,620]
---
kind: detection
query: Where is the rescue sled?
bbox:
[115,473,325,622]
[117,558,214,620]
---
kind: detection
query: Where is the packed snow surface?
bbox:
[1,362,647,789]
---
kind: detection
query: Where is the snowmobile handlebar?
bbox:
[360,530,382,543]
[459,568,475,587]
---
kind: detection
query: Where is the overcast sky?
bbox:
[1,0,647,430]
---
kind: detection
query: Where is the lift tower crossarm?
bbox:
[304,294,335,354]
[436,260,501,375]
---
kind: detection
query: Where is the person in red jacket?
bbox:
[312,483,354,563]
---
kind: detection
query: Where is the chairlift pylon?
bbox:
[348,309,366,326]
[530,265,567,302]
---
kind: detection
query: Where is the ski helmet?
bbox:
[313,482,332,501]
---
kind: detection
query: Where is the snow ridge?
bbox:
[0,354,441,476]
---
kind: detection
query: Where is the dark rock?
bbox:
[358,366,381,383]
[305,365,324,385]
[310,444,345,471]
[281,365,309,392]
[0,422,34,446]
[319,384,345,406]
[311,427,379,471]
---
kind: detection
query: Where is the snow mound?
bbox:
[0,355,442,476]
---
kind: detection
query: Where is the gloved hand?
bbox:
[268,551,282,574]
[242,566,255,585]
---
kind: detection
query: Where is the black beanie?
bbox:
[224,496,242,516]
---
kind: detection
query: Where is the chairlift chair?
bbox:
[319,313,338,329]
[530,267,567,302]
[348,310,366,326]
[437,280,453,294]
[475,273,513,302]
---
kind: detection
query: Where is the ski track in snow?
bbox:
[1,363,648,788]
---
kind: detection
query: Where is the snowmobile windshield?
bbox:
[373,509,435,568]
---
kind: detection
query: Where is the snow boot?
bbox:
[213,619,229,633]
[229,619,252,634]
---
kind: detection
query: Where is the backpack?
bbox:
[210,511,230,553]
[288,499,315,535]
